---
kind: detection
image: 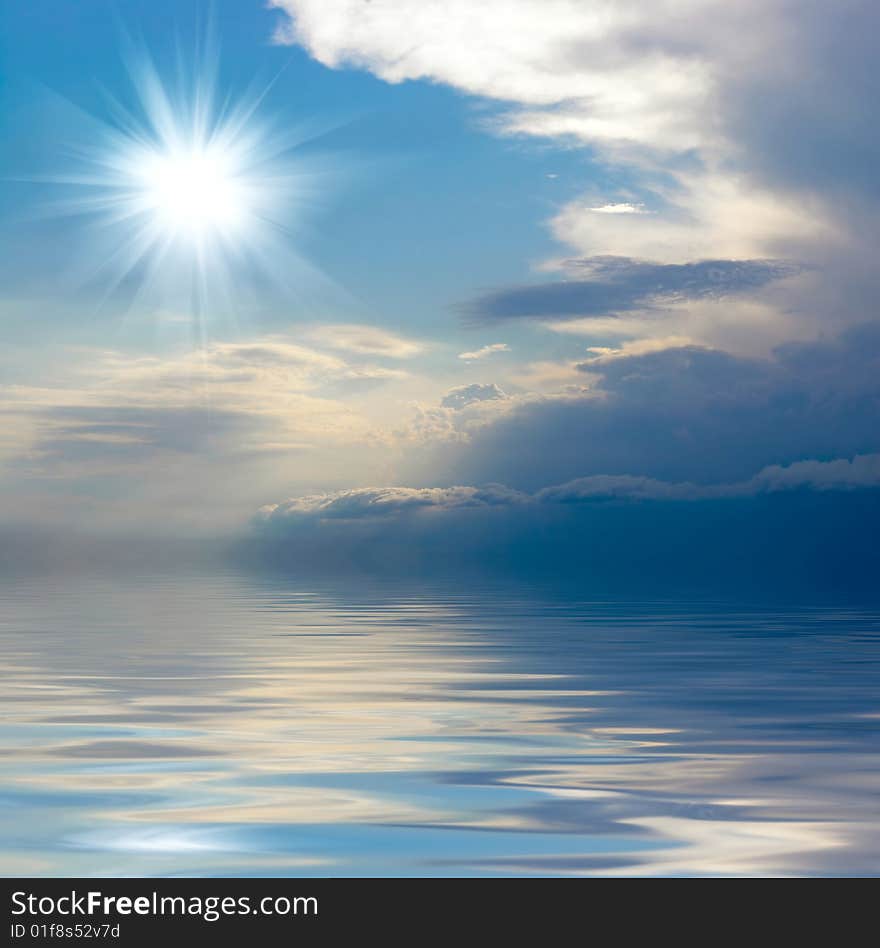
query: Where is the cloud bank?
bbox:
[405,324,880,490]
[251,454,880,596]
[258,453,880,526]
[249,321,880,593]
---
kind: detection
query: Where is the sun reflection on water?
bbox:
[1,573,879,876]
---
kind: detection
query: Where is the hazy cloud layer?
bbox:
[0,334,411,530]
[304,323,425,358]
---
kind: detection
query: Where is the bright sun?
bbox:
[134,145,247,241]
[41,35,331,325]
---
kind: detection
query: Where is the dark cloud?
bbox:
[254,323,880,598]
[259,452,880,528]
[244,323,880,593]
[249,469,880,597]
[465,256,799,321]
[720,1,880,209]
[411,323,880,490]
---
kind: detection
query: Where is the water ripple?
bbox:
[1,572,878,876]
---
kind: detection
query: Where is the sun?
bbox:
[129,143,248,242]
[38,32,336,329]
[93,44,282,265]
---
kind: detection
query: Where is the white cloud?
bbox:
[588,203,646,215]
[510,360,587,392]
[583,336,696,362]
[551,171,826,265]
[270,0,873,351]
[270,0,717,153]
[458,343,510,361]
[305,323,425,358]
[259,482,529,522]
[440,382,507,410]
[543,297,801,359]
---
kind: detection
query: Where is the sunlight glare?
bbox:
[133,144,247,241]
[37,31,340,331]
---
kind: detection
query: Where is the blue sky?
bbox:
[1,0,879,590]
[0,0,593,345]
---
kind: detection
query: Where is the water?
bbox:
[2,570,879,877]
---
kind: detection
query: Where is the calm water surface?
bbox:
[2,570,879,876]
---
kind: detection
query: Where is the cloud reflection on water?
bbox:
[1,572,879,876]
